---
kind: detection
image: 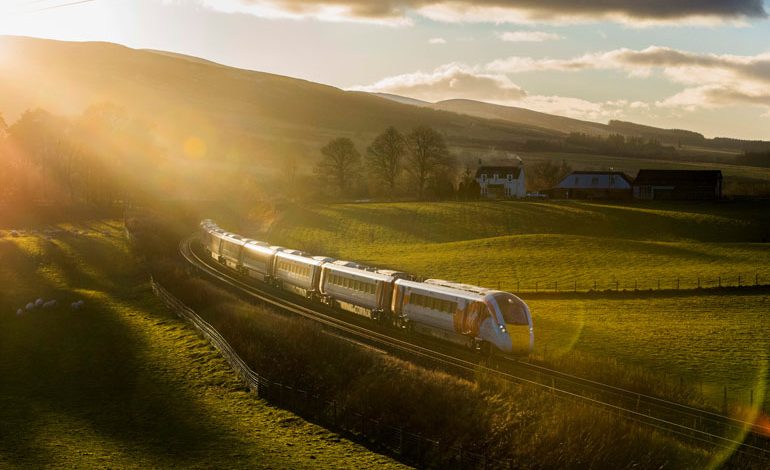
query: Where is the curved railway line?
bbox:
[179,234,770,463]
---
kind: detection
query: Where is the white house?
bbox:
[475,165,526,199]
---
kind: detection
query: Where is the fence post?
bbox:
[593,280,597,290]
[723,386,728,414]
[738,275,742,287]
[676,277,680,290]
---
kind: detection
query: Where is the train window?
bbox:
[494,294,528,325]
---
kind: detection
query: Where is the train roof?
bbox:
[425,279,495,295]
[377,269,410,279]
[275,250,325,266]
[396,278,494,302]
[216,231,247,245]
[323,262,395,282]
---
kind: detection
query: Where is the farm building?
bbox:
[475,165,526,199]
[550,171,633,199]
[633,170,723,200]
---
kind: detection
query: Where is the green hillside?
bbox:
[0,223,402,468]
[257,200,770,407]
[0,36,559,166]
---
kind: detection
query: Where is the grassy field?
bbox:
[255,200,770,409]
[0,222,403,468]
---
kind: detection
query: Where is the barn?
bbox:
[633,170,723,200]
[551,171,633,199]
[475,165,526,199]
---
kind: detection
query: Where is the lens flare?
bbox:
[183,136,207,160]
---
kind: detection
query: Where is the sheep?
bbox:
[16,308,23,316]
[71,300,85,311]
[35,298,44,308]
[26,302,35,311]
[11,230,19,238]
[43,300,57,309]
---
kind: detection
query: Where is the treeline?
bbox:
[523,132,678,159]
[734,151,770,168]
[313,126,457,200]
[0,105,163,206]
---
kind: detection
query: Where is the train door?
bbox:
[453,301,484,336]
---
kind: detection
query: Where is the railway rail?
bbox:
[179,234,770,463]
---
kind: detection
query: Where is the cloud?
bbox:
[486,46,770,111]
[428,37,447,44]
[350,63,526,103]
[498,31,562,42]
[200,0,768,25]
[351,63,634,121]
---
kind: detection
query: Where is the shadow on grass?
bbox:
[0,235,262,467]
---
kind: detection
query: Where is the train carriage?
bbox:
[241,241,276,282]
[394,279,533,354]
[217,232,248,269]
[320,263,395,321]
[273,251,325,299]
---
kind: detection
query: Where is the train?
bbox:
[199,220,534,355]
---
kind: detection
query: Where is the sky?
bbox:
[0,0,769,139]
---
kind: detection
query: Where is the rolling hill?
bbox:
[1,35,767,170]
[374,96,770,154]
[0,36,562,165]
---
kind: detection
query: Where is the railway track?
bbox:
[178,234,770,463]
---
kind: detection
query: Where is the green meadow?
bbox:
[0,223,402,469]
[264,200,770,408]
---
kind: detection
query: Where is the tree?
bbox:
[528,160,572,192]
[315,137,361,196]
[366,126,405,193]
[406,126,451,199]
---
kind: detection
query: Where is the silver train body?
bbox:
[200,220,533,354]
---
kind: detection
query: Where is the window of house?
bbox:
[507,174,513,181]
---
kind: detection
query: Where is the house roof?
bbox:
[556,171,633,190]
[475,166,522,178]
[633,170,723,186]
[568,171,633,185]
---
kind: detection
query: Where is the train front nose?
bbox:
[505,324,534,355]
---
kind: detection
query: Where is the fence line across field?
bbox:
[504,273,770,294]
[150,278,517,469]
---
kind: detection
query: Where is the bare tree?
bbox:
[406,126,450,199]
[315,137,361,195]
[367,126,405,193]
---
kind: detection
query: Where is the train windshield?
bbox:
[493,294,529,325]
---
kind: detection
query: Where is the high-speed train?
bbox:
[199,220,534,355]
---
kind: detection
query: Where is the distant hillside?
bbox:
[0,36,561,166]
[430,99,612,137]
[376,95,770,154]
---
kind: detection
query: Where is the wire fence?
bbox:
[150,278,515,469]
[500,273,770,294]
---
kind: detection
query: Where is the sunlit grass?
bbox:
[0,224,403,468]
[262,200,770,412]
